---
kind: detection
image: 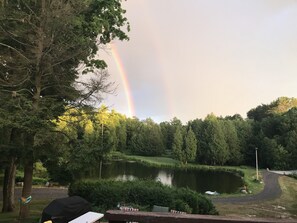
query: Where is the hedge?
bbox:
[68,179,218,215]
[15,175,48,185]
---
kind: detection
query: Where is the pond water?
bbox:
[99,161,243,194]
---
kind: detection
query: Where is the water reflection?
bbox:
[116,174,136,181]
[156,170,173,186]
[98,161,243,193]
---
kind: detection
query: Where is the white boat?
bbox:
[205,191,219,196]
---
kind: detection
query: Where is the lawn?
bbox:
[125,155,180,166]
[0,199,52,223]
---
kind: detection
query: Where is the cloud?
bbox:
[102,0,297,123]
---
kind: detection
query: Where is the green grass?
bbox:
[126,155,180,166]
[0,199,52,223]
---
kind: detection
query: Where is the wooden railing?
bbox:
[105,210,297,223]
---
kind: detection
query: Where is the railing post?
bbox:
[108,221,126,223]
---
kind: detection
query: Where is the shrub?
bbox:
[69,179,218,215]
[15,176,48,185]
[33,162,48,178]
[171,199,192,213]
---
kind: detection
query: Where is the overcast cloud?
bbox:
[102,0,297,123]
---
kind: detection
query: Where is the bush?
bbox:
[33,162,48,178]
[15,176,47,185]
[69,179,218,215]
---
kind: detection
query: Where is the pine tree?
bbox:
[172,127,184,163]
[184,127,197,164]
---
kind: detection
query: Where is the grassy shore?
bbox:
[124,154,264,196]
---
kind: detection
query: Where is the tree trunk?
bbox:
[2,157,16,212]
[99,159,102,179]
[19,160,33,219]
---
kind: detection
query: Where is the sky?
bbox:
[101,0,297,123]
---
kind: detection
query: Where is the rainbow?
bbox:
[111,44,135,117]
[109,0,174,121]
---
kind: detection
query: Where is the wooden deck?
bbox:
[105,210,297,223]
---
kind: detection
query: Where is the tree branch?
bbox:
[0,43,30,61]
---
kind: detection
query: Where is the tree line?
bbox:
[40,97,297,181]
[2,97,296,193]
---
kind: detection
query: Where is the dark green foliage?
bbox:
[171,199,192,213]
[68,179,218,215]
[129,118,165,156]
[172,126,197,165]
[45,160,73,185]
[15,176,47,186]
[247,97,297,121]
[184,127,197,163]
[172,127,184,162]
[160,121,174,151]
[223,120,241,165]
[0,0,130,214]
[246,103,297,169]
[198,115,228,165]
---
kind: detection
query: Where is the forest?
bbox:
[2,97,297,186]
[22,96,297,185]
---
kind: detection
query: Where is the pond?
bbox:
[99,161,243,194]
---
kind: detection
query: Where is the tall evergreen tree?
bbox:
[223,120,241,165]
[172,127,184,163]
[202,114,228,165]
[184,127,197,164]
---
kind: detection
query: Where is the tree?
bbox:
[172,127,184,163]
[0,128,21,212]
[116,118,127,152]
[172,126,197,165]
[233,119,252,166]
[184,127,197,164]
[0,0,129,217]
[201,114,228,165]
[130,118,165,156]
[188,118,204,163]
[222,120,241,165]
[160,121,172,151]
[247,97,297,121]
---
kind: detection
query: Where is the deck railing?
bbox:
[105,210,297,223]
